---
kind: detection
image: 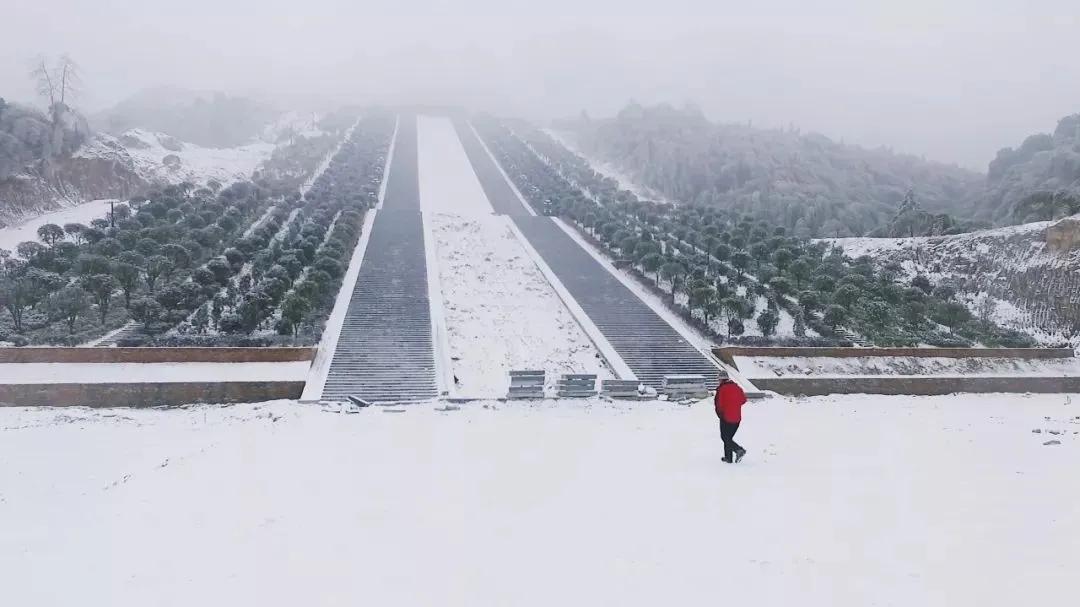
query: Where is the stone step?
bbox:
[321,116,438,404]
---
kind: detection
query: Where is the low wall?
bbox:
[0,347,317,364]
[753,376,1080,396]
[714,346,1073,366]
[0,381,305,407]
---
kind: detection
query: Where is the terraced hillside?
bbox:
[826,215,1080,345]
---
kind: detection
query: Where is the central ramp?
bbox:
[321,115,438,402]
[455,121,720,387]
[453,121,533,217]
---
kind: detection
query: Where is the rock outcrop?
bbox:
[1046,216,1080,254]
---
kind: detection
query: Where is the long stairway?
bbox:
[456,121,720,387]
[515,217,719,387]
[320,115,438,402]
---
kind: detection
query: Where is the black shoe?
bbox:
[735,448,747,463]
[721,457,733,463]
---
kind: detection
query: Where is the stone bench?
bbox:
[662,374,710,400]
[600,379,644,399]
[556,374,598,398]
[507,370,546,399]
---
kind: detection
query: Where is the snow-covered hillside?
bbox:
[2,396,1075,606]
[77,129,276,187]
[544,127,673,205]
[824,215,1080,345]
[259,110,325,143]
[0,109,334,236]
[0,198,116,252]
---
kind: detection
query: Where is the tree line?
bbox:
[476,116,1035,348]
[0,111,393,346]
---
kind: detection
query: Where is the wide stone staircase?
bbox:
[319,114,438,403]
[514,216,720,388]
[321,210,437,402]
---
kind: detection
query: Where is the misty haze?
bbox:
[1,2,1077,606]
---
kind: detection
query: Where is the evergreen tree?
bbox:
[756,309,779,337]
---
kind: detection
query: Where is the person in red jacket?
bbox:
[714,377,748,463]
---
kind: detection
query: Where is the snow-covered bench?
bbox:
[662,374,710,400]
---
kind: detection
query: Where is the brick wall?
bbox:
[714,346,1074,366]
[0,381,305,407]
[753,376,1080,396]
[0,347,317,364]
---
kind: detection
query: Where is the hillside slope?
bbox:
[0,109,339,228]
[981,114,1080,225]
[556,103,985,237]
[77,129,276,188]
[824,215,1080,345]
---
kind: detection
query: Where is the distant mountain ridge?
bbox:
[557,103,1080,237]
[556,103,985,238]
[982,114,1080,225]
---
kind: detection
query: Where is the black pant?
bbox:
[720,420,743,461]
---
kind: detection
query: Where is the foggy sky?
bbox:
[2,0,1078,169]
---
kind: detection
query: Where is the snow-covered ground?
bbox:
[820,217,1062,261]
[78,129,275,187]
[418,116,494,215]
[259,110,324,143]
[735,355,1080,378]
[2,395,1076,606]
[430,213,611,396]
[0,198,116,252]
[417,116,611,396]
[0,361,310,384]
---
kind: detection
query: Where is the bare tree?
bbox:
[57,54,81,106]
[30,54,81,110]
[28,54,85,164]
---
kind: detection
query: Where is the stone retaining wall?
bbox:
[714,346,1073,366]
[753,376,1080,396]
[0,347,317,364]
[0,381,305,407]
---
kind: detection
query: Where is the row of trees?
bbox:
[168,113,392,341]
[477,117,1035,348]
[0,180,275,344]
[0,109,391,345]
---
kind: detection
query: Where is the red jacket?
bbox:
[715,380,747,423]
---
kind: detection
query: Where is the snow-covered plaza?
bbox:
[2,393,1076,606]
